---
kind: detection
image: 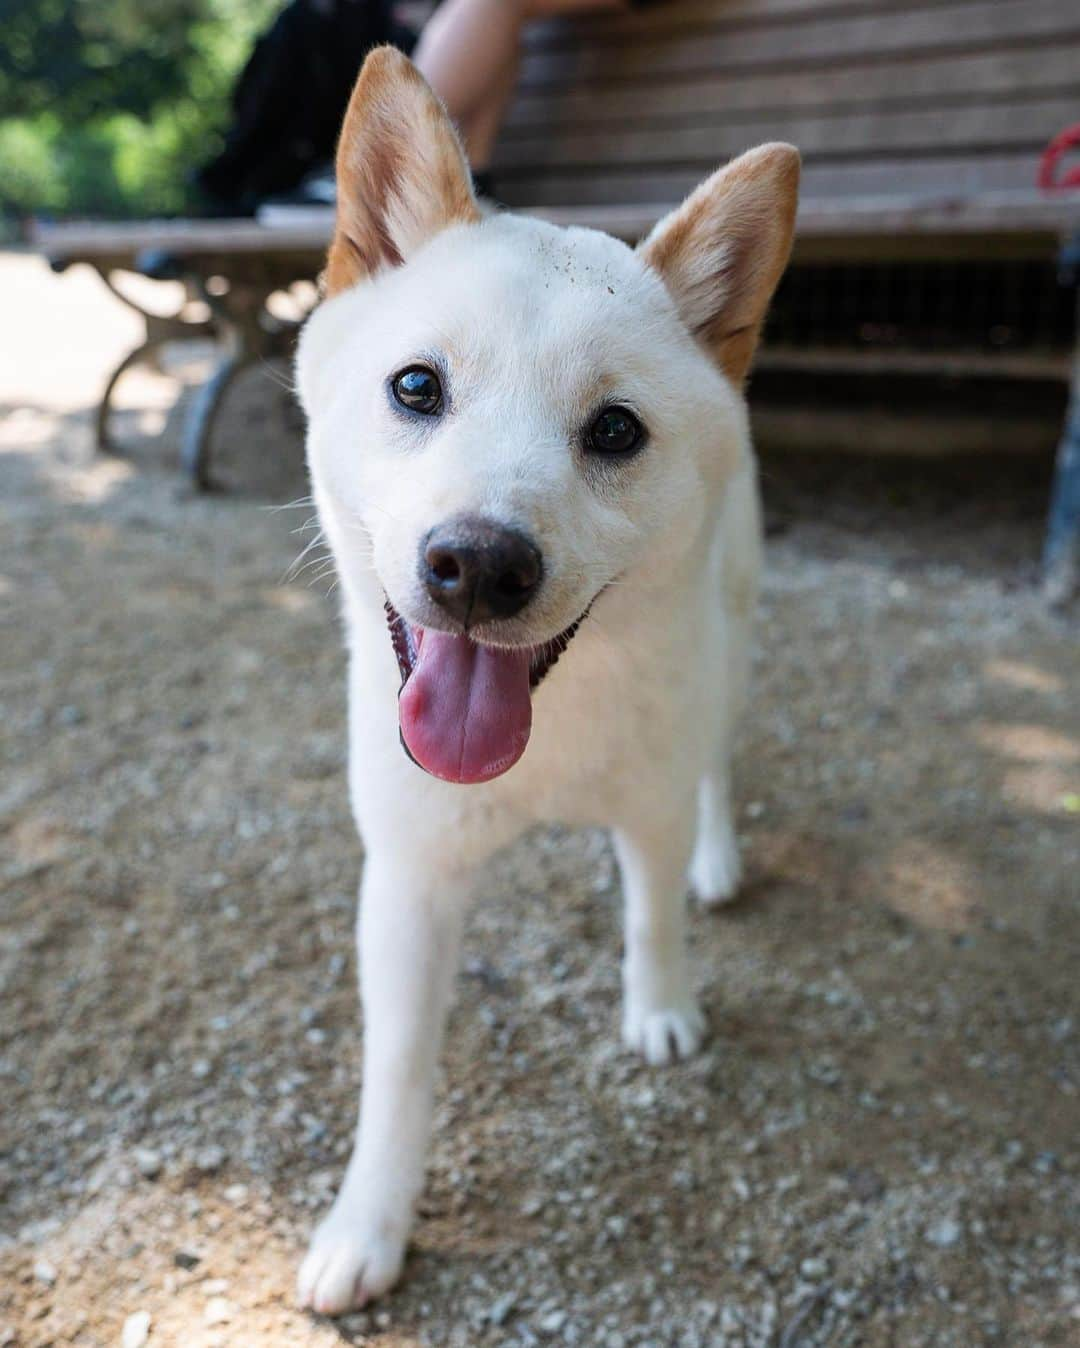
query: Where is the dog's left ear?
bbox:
[638,143,800,386]
[325,46,480,296]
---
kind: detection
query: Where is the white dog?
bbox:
[294,47,798,1314]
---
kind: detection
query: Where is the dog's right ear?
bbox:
[325,46,480,297]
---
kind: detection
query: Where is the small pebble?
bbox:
[800,1256,829,1281]
[121,1310,151,1348]
[203,1297,232,1326]
[194,1145,226,1174]
[134,1148,162,1180]
[33,1259,57,1286]
[489,1293,517,1326]
[925,1217,962,1249]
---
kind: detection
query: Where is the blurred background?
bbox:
[0,0,278,222]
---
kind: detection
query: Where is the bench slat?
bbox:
[500,152,1059,206]
[494,95,1076,174]
[518,0,1080,87]
[416,0,951,48]
[503,41,1080,132]
[522,0,1024,46]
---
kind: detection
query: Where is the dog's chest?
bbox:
[501,631,700,825]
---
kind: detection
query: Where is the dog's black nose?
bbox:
[421,517,542,627]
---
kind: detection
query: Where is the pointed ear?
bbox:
[325,46,481,297]
[638,144,800,386]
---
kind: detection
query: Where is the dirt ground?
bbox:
[1,250,1077,1348]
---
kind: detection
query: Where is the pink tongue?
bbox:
[398,630,533,784]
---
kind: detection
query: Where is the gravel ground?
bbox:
[1,251,1078,1348]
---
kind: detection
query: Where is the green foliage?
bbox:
[0,116,65,214]
[0,0,280,217]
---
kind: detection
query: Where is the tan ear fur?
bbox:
[638,144,800,386]
[325,46,481,297]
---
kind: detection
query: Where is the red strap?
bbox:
[1038,123,1080,192]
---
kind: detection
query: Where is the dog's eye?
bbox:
[392,366,443,415]
[587,405,643,456]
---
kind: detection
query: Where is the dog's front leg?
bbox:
[689,758,742,905]
[614,810,705,1066]
[298,852,466,1314]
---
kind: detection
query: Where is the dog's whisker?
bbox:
[284,540,325,576]
[257,356,299,394]
[290,549,336,580]
[290,515,322,538]
[285,528,326,561]
[265,495,315,515]
[283,532,331,584]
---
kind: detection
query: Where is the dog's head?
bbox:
[298,48,798,786]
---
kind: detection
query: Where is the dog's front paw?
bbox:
[297,1206,406,1315]
[622,999,706,1065]
[689,827,742,906]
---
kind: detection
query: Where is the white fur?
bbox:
[294,211,761,1313]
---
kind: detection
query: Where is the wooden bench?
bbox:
[35,0,1080,596]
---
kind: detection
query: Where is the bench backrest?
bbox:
[491,0,1080,210]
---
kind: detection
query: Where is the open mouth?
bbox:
[385,599,587,785]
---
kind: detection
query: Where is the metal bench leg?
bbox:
[180,347,255,491]
[96,338,165,454]
[90,266,216,457]
[1043,373,1080,607]
[176,277,299,491]
[1044,240,1080,607]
